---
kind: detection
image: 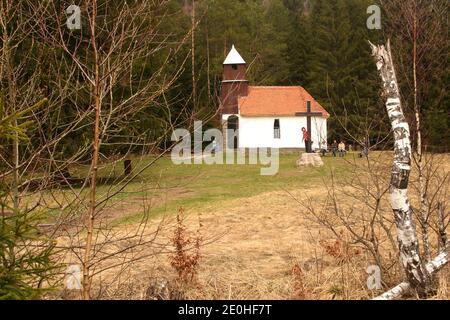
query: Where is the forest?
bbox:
[2,0,448,163]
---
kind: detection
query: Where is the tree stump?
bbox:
[124,159,132,176]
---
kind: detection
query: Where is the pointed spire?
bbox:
[223,45,246,65]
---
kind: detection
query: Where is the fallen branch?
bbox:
[374,246,450,300]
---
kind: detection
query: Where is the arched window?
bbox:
[227,115,239,149]
[274,119,280,139]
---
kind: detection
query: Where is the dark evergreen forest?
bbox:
[2,0,449,162]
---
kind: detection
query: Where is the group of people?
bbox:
[302,127,369,158]
[302,127,346,157]
[332,140,347,157]
[318,139,346,157]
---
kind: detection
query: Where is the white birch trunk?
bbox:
[369,40,432,297]
[374,245,450,300]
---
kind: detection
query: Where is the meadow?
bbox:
[46,152,449,300]
[66,152,352,225]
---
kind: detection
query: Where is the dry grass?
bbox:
[51,152,449,300]
[81,189,397,300]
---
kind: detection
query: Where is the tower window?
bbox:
[274,119,280,139]
[232,64,238,70]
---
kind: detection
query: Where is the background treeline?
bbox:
[2,0,449,166]
[187,0,448,150]
[192,0,388,147]
[115,0,447,151]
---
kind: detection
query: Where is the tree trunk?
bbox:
[124,159,132,176]
[191,0,196,117]
[374,245,450,300]
[369,40,433,297]
[83,0,101,300]
[1,11,20,213]
[412,3,431,262]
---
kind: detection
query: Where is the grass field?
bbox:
[51,152,449,300]
[66,152,354,225]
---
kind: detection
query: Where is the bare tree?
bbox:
[0,0,75,297]
[381,0,450,261]
[55,1,185,299]
[6,0,203,299]
[370,40,449,299]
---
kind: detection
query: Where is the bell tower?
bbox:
[220,45,248,115]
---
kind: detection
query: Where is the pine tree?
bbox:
[288,0,386,143]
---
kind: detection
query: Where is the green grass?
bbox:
[50,152,358,225]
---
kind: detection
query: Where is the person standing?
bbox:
[331,140,338,157]
[301,127,311,153]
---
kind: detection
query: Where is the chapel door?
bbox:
[227,115,239,149]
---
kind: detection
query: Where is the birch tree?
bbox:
[381,0,450,263]
[369,40,431,296]
[370,40,449,298]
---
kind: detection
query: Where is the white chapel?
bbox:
[220,45,329,150]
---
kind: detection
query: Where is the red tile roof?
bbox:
[238,86,329,117]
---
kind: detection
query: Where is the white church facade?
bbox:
[220,45,329,150]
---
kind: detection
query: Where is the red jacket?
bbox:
[302,130,309,141]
